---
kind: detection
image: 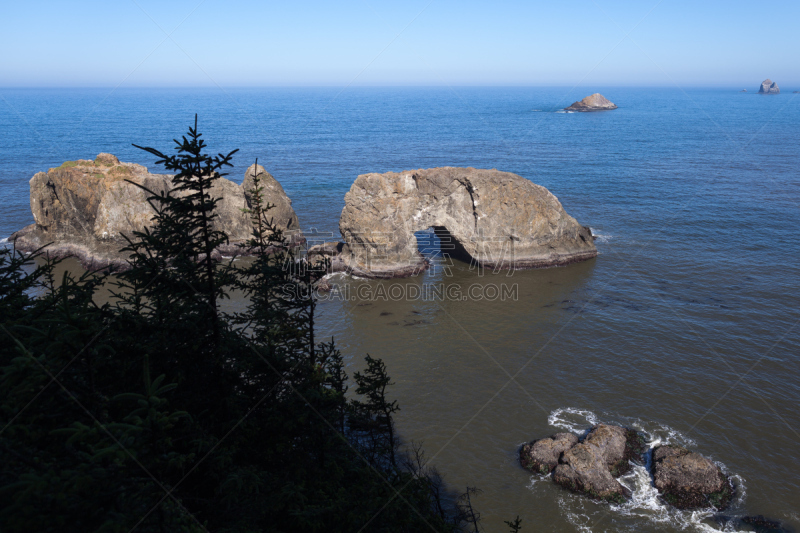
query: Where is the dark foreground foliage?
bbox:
[0,119,488,532]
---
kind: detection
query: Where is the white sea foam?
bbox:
[548,407,599,434]
[543,408,745,532]
[525,473,551,492]
[589,228,612,243]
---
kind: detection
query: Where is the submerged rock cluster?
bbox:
[520,425,734,510]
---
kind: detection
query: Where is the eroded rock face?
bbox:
[520,432,578,474]
[12,155,301,269]
[553,442,628,502]
[336,167,597,278]
[651,445,733,510]
[241,163,300,236]
[565,93,618,111]
[758,79,780,94]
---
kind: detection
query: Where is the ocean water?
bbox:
[1,87,799,531]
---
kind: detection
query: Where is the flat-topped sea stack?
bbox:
[11,155,301,269]
[565,93,617,111]
[317,167,596,278]
[758,79,780,94]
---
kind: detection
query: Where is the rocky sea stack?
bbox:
[11,155,301,269]
[565,93,618,111]
[758,79,780,94]
[312,167,597,278]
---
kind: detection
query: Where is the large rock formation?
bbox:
[651,445,733,510]
[324,167,596,278]
[758,79,780,94]
[11,155,301,269]
[565,93,618,111]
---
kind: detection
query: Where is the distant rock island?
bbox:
[758,79,780,94]
[565,93,617,111]
[11,154,301,269]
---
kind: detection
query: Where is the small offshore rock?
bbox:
[651,445,733,510]
[553,442,628,503]
[316,275,333,293]
[565,93,618,111]
[583,424,646,476]
[741,515,786,532]
[758,79,780,94]
[519,433,578,474]
[308,241,344,257]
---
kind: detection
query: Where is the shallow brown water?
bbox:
[307,237,800,532]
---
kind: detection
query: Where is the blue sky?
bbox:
[2,0,798,87]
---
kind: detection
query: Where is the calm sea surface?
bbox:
[1,87,799,531]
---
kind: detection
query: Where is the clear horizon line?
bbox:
[1,83,793,90]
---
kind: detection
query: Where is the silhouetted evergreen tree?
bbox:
[0,118,503,532]
[351,354,400,468]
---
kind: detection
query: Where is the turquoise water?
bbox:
[2,87,799,531]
